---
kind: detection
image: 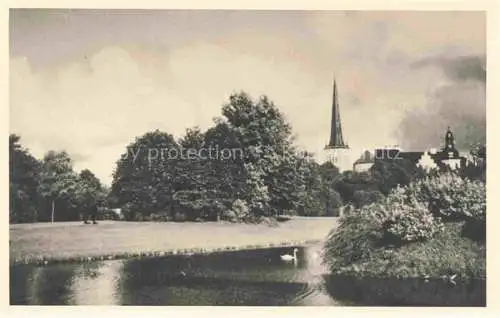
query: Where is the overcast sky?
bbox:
[10,9,486,184]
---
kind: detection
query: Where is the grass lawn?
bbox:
[10,217,339,264]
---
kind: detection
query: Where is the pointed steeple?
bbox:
[326,79,349,149]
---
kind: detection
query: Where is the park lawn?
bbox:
[10,217,339,264]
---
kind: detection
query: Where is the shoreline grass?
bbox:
[10,218,338,266]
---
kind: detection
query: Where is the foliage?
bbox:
[352,190,385,208]
[323,173,486,280]
[110,130,179,217]
[221,209,238,222]
[333,171,379,204]
[295,158,343,216]
[325,223,485,280]
[221,93,298,217]
[231,199,249,220]
[37,151,80,222]
[108,92,329,221]
[370,158,425,196]
[403,173,486,222]
[382,200,444,244]
[9,134,107,223]
[324,204,386,267]
[9,134,42,223]
[73,169,106,217]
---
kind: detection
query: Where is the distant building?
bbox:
[374,127,466,171]
[352,127,467,172]
[353,150,374,172]
[322,80,468,173]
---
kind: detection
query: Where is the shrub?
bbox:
[221,210,238,222]
[401,173,485,222]
[382,200,444,244]
[353,190,385,208]
[397,173,486,243]
[323,173,486,281]
[231,199,249,220]
[324,203,386,268]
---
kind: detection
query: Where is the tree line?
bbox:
[9,134,107,223]
[9,92,486,223]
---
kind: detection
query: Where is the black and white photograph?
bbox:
[8,7,488,307]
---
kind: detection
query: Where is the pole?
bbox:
[51,199,55,223]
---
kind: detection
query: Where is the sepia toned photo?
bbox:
[9,9,486,306]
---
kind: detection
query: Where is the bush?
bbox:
[353,190,385,208]
[382,201,444,244]
[402,173,485,222]
[221,210,238,222]
[324,204,386,268]
[231,199,249,220]
[323,173,486,281]
[397,173,486,243]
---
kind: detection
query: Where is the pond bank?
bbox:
[10,217,339,265]
[323,274,486,306]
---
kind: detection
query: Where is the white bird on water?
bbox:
[280,248,299,263]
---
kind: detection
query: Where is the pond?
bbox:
[10,244,485,306]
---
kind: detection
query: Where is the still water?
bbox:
[11,245,341,306]
[10,244,485,306]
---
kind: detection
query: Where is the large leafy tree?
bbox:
[296,157,343,216]
[204,121,247,210]
[38,151,79,223]
[220,92,304,217]
[73,169,106,219]
[9,134,41,223]
[174,127,220,221]
[110,130,179,220]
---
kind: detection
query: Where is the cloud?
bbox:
[412,55,486,83]
[10,10,485,182]
[397,55,486,150]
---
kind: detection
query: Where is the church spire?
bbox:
[326,78,349,149]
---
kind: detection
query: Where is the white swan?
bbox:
[280,248,298,263]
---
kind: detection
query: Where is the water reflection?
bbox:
[9,244,484,306]
[11,245,334,306]
[10,263,76,305]
[68,261,124,305]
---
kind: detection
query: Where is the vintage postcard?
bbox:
[5,1,496,314]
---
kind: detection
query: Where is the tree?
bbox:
[319,161,340,184]
[204,121,247,210]
[110,130,179,220]
[38,151,79,223]
[294,156,343,216]
[174,127,224,221]
[9,134,41,223]
[352,189,385,208]
[370,158,420,196]
[73,169,105,220]
[461,144,486,182]
[220,92,301,217]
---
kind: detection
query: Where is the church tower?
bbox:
[439,126,463,170]
[324,79,351,170]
